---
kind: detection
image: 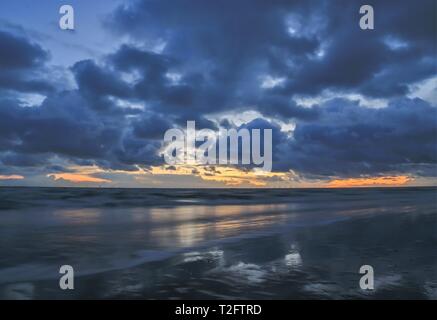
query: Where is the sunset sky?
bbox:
[0,0,435,188]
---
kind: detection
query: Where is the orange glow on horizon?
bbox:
[149,165,289,187]
[45,164,422,188]
[327,175,412,188]
[47,173,111,184]
[0,175,24,180]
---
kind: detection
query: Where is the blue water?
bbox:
[0,187,436,299]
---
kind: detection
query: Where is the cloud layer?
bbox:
[0,0,435,186]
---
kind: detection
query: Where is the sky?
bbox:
[0,0,436,188]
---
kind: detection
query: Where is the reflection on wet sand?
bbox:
[53,208,102,225]
[148,204,289,248]
[284,244,303,268]
[148,203,289,223]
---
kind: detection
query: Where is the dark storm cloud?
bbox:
[0,30,48,69]
[254,95,320,120]
[275,98,437,177]
[72,60,132,99]
[108,0,436,102]
[0,92,117,158]
[132,113,173,140]
[0,89,162,171]
[192,117,286,170]
[111,134,162,169]
[0,31,168,171]
[0,30,53,94]
[239,117,288,166]
[105,0,322,119]
[279,0,437,98]
[108,44,173,80]
[107,45,231,119]
[0,152,47,167]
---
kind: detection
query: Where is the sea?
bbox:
[0,187,436,299]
